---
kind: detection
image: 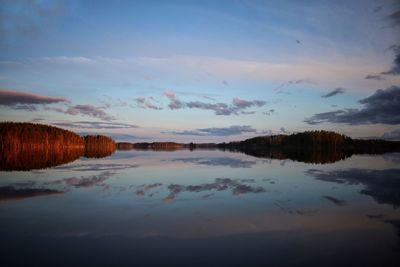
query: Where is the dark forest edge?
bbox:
[1,122,400,170]
[0,122,116,170]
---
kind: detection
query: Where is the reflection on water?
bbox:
[231,146,353,164]
[307,168,400,207]
[0,147,84,171]
[0,150,400,266]
[0,146,116,171]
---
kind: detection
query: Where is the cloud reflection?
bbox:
[0,186,63,202]
[307,168,400,207]
[162,178,266,203]
[168,157,257,168]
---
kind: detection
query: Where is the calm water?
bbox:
[1,150,400,266]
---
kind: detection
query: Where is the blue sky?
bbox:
[1,0,400,142]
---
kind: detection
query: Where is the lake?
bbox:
[1,149,400,266]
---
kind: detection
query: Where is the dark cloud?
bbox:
[305,86,400,125]
[50,120,138,129]
[134,97,162,110]
[0,186,63,202]
[382,129,400,141]
[365,74,384,80]
[163,178,266,203]
[165,125,257,136]
[321,88,346,98]
[164,90,266,115]
[0,89,67,108]
[322,196,346,206]
[168,157,257,168]
[382,45,400,75]
[306,168,400,207]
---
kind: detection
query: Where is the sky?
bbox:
[0,0,400,142]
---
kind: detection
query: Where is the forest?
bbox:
[0,122,116,170]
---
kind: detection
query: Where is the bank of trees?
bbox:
[0,122,84,151]
[0,122,117,170]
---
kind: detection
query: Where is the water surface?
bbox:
[1,150,400,266]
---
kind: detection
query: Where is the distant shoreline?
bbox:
[1,122,400,169]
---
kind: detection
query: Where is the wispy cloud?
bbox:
[64,105,114,121]
[164,125,257,136]
[305,86,400,125]
[164,90,266,115]
[164,90,185,110]
[45,104,114,121]
[321,88,346,98]
[48,120,138,129]
[134,97,163,110]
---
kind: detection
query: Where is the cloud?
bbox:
[64,105,114,121]
[134,97,162,110]
[232,97,266,108]
[186,101,234,115]
[164,90,185,110]
[164,90,266,115]
[381,129,400,141]
[321,88,346,98]
[307,168,400,208]
[365,74,384,80]
[50,120,138,129]
[263,109,275,115]
[0,89,67,108]
[382,45,400,75]
[0,89,115,121]
[305,86,400,125]
[165,125,257,136]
